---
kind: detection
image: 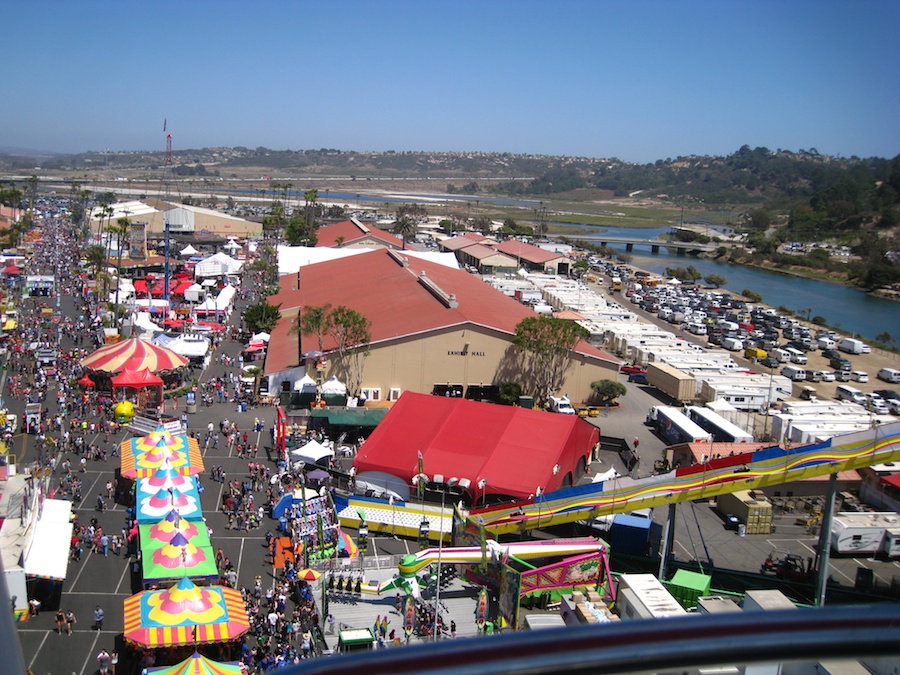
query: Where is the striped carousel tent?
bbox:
[80,337,188,374]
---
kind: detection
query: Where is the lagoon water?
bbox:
[585,227,898,341]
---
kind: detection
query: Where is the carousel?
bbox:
[79,337,189,399]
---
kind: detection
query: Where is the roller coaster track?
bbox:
[472,422,900,536]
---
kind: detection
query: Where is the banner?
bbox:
[404,595,415,637]
[129,222,147,260]
[476,587,488,631]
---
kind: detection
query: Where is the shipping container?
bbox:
[646,362,696,403]
[608,514,652,556]
[666,569,711,610]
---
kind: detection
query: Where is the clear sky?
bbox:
[4,0,898,163]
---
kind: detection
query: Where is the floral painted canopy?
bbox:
[124,577,249,647]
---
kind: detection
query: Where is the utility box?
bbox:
[667,569,712,610]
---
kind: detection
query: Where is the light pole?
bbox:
[433,489,445,640]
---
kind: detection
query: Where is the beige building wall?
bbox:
[322,324,617,405]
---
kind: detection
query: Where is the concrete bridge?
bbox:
[572,234,721,255]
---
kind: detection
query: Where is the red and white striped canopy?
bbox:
[80,337,188,374]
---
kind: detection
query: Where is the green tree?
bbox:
[244,301,282,334]
[296,304,333,353]
[327,306,372,397]
[590,379,627,404]
[393,216,417,250]
[704,273,727,288]
[85,244,107,283]
[498,382,523,406]
[512,315,589,406]
[742,289,763,303]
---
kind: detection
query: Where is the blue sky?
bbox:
[4,0,898,162]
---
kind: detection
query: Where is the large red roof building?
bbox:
[314,218,405,249]
[263,249,617,404]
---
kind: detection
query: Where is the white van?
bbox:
[877,368,900,384]
[687,322,707,335]
[722,337,744,352]
[784,347,808,365]
[817,337,836,350]
[772,348,791,363]
[835,384,866,405]
[781,365,807,381]
[850,371,868,383]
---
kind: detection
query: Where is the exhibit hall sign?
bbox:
[447,349,486,357]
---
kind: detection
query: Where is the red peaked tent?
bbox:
[351,392,598,504]
[111,368,164,402]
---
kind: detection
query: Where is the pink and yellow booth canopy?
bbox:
[124,577,249,647]
[147,653,242,675]
[121,429,203,478]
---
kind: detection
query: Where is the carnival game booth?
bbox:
[123,577,249,666]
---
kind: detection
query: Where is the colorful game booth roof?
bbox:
[138,468,198,495]
[140,510,204,545]
[80,337,189,374]
[137,485,203,523]
[121,429,204,478]
[141,530,218,583]
[124,577,249,647]
[147,653,242,675]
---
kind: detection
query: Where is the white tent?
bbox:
[294,373,317,392]
[290,439,334,466]
[223,240,241,251]
[194,252,244,278]
[24,499,73,582]
[180,244,199,256]
[194,285,237,316]
[251,332,270,343]
[183,283,205,303]
[321,376,347,395]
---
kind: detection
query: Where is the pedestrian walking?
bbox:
[55,609,65,634]
[65,609,76,634]
[97,649,111,675]
[93,605,104,631]
[633,436,640,449]
[110,651,118,675]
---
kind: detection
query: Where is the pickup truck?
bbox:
[548,396,577,414]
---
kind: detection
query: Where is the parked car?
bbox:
[620,364,647,375]
[850,371,869,383]
[627,372,649,385]
[887,399,900,415]
[821,349,841,361]
[835,371,853,382]
[819,371,836,382]
[874,389,900,401]
[829,355,853,371]
[759,356,780,369]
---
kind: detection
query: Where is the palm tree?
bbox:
[393,216,417,250]
[303,189,318,234]
[109,217,130,316]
